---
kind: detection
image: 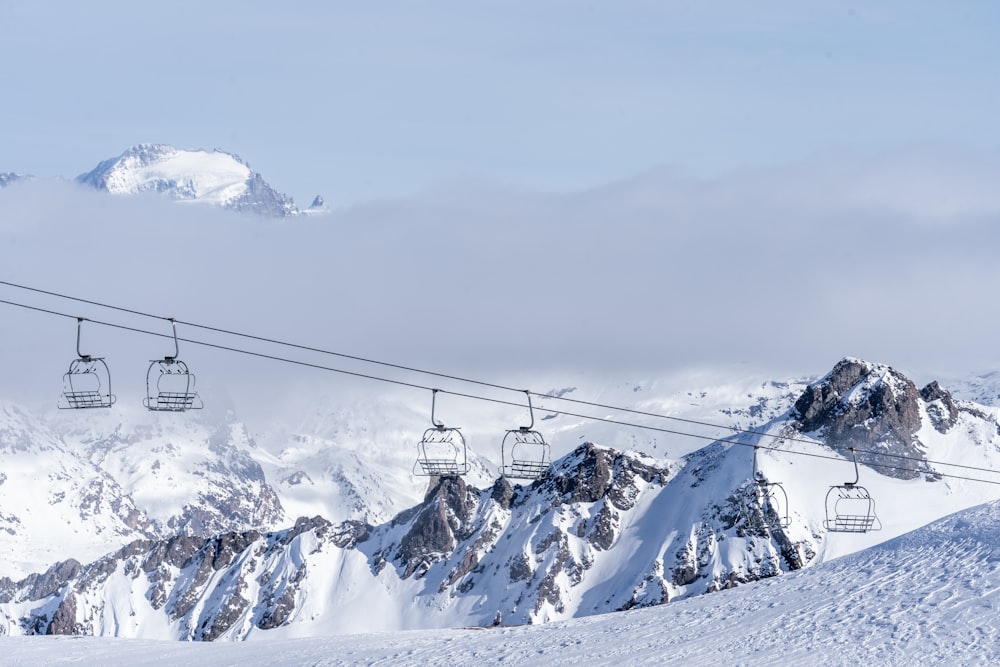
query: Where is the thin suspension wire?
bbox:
[3,295,1000,487]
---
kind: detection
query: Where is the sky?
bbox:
[1,1,1000,414]
[1,1,998,206]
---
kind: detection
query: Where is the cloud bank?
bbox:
[2,151,999,416]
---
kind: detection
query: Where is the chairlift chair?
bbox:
[824,448,882,533]
[501,391,551,481]
[144,318,203,412]
[58,318,116,409]
[413,390,469,477]
[748,446,790,529]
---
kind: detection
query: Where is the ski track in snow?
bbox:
[4,501,998,666]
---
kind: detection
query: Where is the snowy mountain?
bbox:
[76,144,301,217]
[0,404,284,579]
[302,195,330,214]
[0,172,28,187]
[3,357,1000,639]
[8,497,997,664]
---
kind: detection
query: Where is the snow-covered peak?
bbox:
[303,194,330,215]
[76,144,299,217]
[0,172,28,188]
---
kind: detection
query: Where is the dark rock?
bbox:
[46,592,78,635]
[20,559,82,602]
[508,554,532,582]
[143,535,205,572]
[793,358,926,479]
[548,443,613,503]
[589,503,619,551]
[256,585,298,630]
[328,519,369,548]
[0,576,16,603]
[396,476,479,578]
[283,515,334,545]
[491,476,514,510]
[541,443,668,508]
[920,381,959,433]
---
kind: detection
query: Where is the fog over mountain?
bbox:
[3,150,1000,405]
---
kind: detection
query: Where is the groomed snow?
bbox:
[4,499,998,665]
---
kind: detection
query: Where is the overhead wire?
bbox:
[0,278,988,476]
[2,283,1000,487]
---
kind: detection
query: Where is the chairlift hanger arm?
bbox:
[521,390,535,431]
[430,389,445,428]
[846,447,861,486]
[75,317,90,361]
[164,318,180,361]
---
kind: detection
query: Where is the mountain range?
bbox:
[10,496,996,663]
[1,357,999,639]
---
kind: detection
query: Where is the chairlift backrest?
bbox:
[413,390,469,477]
[746,447,790,529]
[501,391,551,481]
[824,448,881,533]
[58,318,115,409]
[144,318,203,412]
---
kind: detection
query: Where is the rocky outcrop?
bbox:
[920,381,960,433]
[793,358,927,479]
[394,475,479,578]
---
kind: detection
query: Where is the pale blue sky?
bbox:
[1,1,998,206]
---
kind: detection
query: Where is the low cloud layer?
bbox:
[2,151,999,415]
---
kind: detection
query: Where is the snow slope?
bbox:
[3,498,998,665]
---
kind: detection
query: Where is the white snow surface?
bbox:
[3,498,998,665]
[95,145,251,204]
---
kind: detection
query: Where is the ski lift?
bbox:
[143,318,203,412]
[501,391,551,481]
[413,389,469,476]
[824,448,882,533]
[747,446,790,528]
[58,317,115,409]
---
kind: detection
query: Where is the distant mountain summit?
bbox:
[76,144,300,218]
[0,172,28,187]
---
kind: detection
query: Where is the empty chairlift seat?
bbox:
[824,448,881,533]
[144,318,203,412]
[58,318,115,410]
[414,390,469,477]
[501,391,551,482]
[746,446,790,530]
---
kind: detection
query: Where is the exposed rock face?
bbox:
[793,358,926,479]
[395,475,478,578]
[920,381,960,433]
[228,171,298,217]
